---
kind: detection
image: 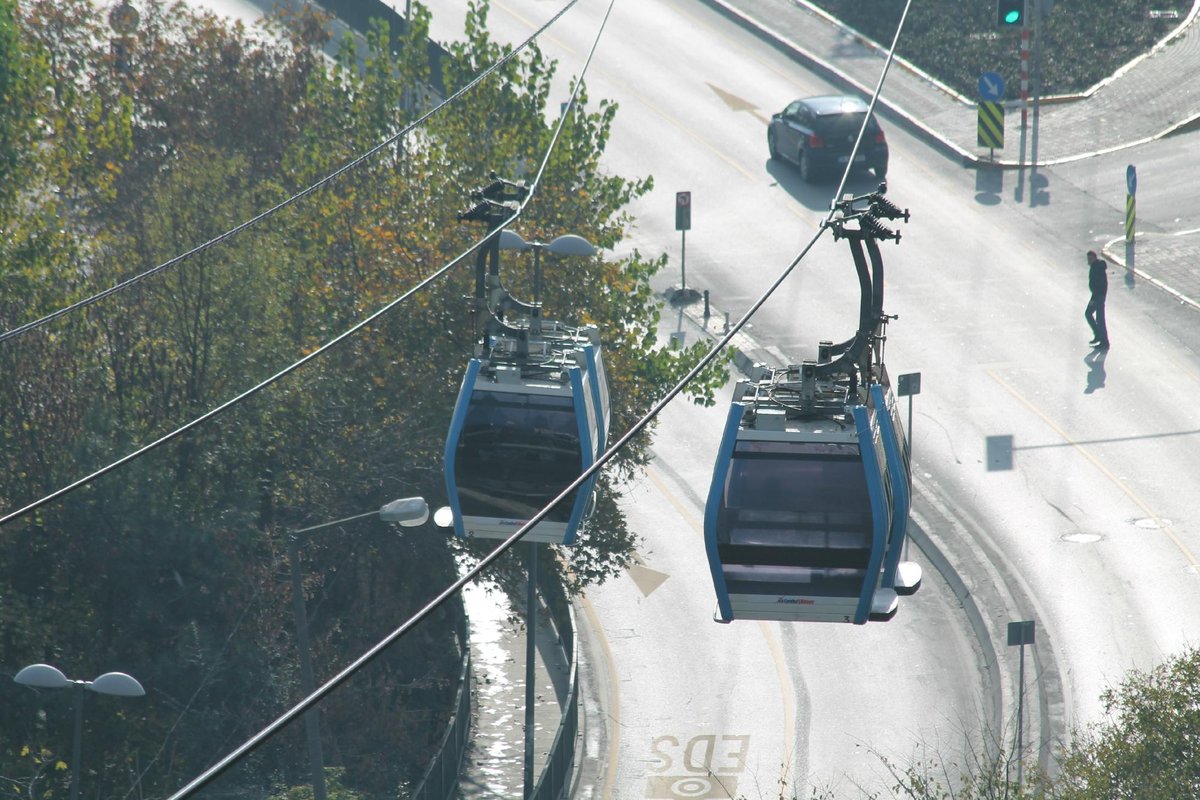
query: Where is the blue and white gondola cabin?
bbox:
[704,365,898,624]
[444,326,608,545]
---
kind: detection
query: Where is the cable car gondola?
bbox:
[703,364,898,624]
[703,184,917,624]
[443,177,609,545]
[444,322,609,546]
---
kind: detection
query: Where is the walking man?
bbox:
[1085,250,1109,349]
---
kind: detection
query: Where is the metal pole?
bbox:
[523,541,537,797]
[1016,24,1029,202]
[70,684,84,800]
[904,392,914,563]
[1016,643,1026,793]
[1030,1,1043,171]
[288,535,328,800]
[680,230,687,293]
[532,246,543,337]
[906,395,913,450]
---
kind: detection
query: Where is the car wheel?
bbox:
[767,128,780,160]
[799,149,815,182]
[873,161,888,180]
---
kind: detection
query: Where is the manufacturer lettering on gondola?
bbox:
[776,598,815,604]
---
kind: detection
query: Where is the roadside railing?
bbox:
[532,578,580,800]
[408,602,472,800]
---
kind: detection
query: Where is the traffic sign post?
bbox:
[675,190,691,232]
[675,191,691,293]
[978,71,1005,102]
[896,372,921,561]
[896,372,921,450]
[977,73,1005,157]
[1125,164,1137,244]
[1008,620,1036,794]
[977,102,1005,154]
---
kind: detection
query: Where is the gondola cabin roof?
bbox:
[730,362,868,443]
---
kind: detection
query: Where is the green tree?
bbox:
[1,0,727,796]
[1043,647,1200,798]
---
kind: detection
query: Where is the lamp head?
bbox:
[90,672,145,697]
[14,664,71,689]
[379,497,430,527]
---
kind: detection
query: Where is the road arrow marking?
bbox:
[707,82,770,124]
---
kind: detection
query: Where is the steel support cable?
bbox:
[165,214,827,800]
[827,0,913,214]
[164,5,912,797]
[163,2,619,797]
[814,0,912,377]
[0,0,584,345]
[91,3,910,795]
[0,0,608,530]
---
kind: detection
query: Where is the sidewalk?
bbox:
[700,0,1200,310]
[458,579,572,798]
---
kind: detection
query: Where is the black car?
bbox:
[767,95,888,182]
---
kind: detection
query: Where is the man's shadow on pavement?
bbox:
[1084,347,1107,393]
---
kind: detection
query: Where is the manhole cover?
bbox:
[1061,532,1102,544]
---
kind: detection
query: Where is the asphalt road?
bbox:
[173,0,1200,795]
[418,0,1200,796]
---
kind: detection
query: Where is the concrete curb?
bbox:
[695,0,1200,170]
[692,0,976,168]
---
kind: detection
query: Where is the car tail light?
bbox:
[874,130,887,144]
[808,133,825,148]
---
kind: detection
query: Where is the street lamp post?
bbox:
[499,231,597,338]
[497,228,595,797]
[285,497,430,800]
[14,663,145,800]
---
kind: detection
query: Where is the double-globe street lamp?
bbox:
[499,230,597,339]
[286,497,430,800]
[14,663,145,800]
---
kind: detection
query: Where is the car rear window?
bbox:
[816,112,877,139]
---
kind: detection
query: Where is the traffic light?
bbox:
[996,0,1026,26]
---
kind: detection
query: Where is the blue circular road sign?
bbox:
[1126,164,1137,195]
[978,72,1005,102]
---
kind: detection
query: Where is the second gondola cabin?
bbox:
[704,363,899,624]
[444,324,608,545]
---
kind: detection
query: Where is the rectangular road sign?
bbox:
[675,191,691,231]
[977,101,1004,149]
[1008,620,1036,646]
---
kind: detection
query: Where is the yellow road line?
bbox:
[579,594,621,799]
[987,367,1200,568]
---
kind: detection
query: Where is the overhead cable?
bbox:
[161,3,919,793]
[0,0,598,529]
[163,0,619,794]
[0,0,583,345]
